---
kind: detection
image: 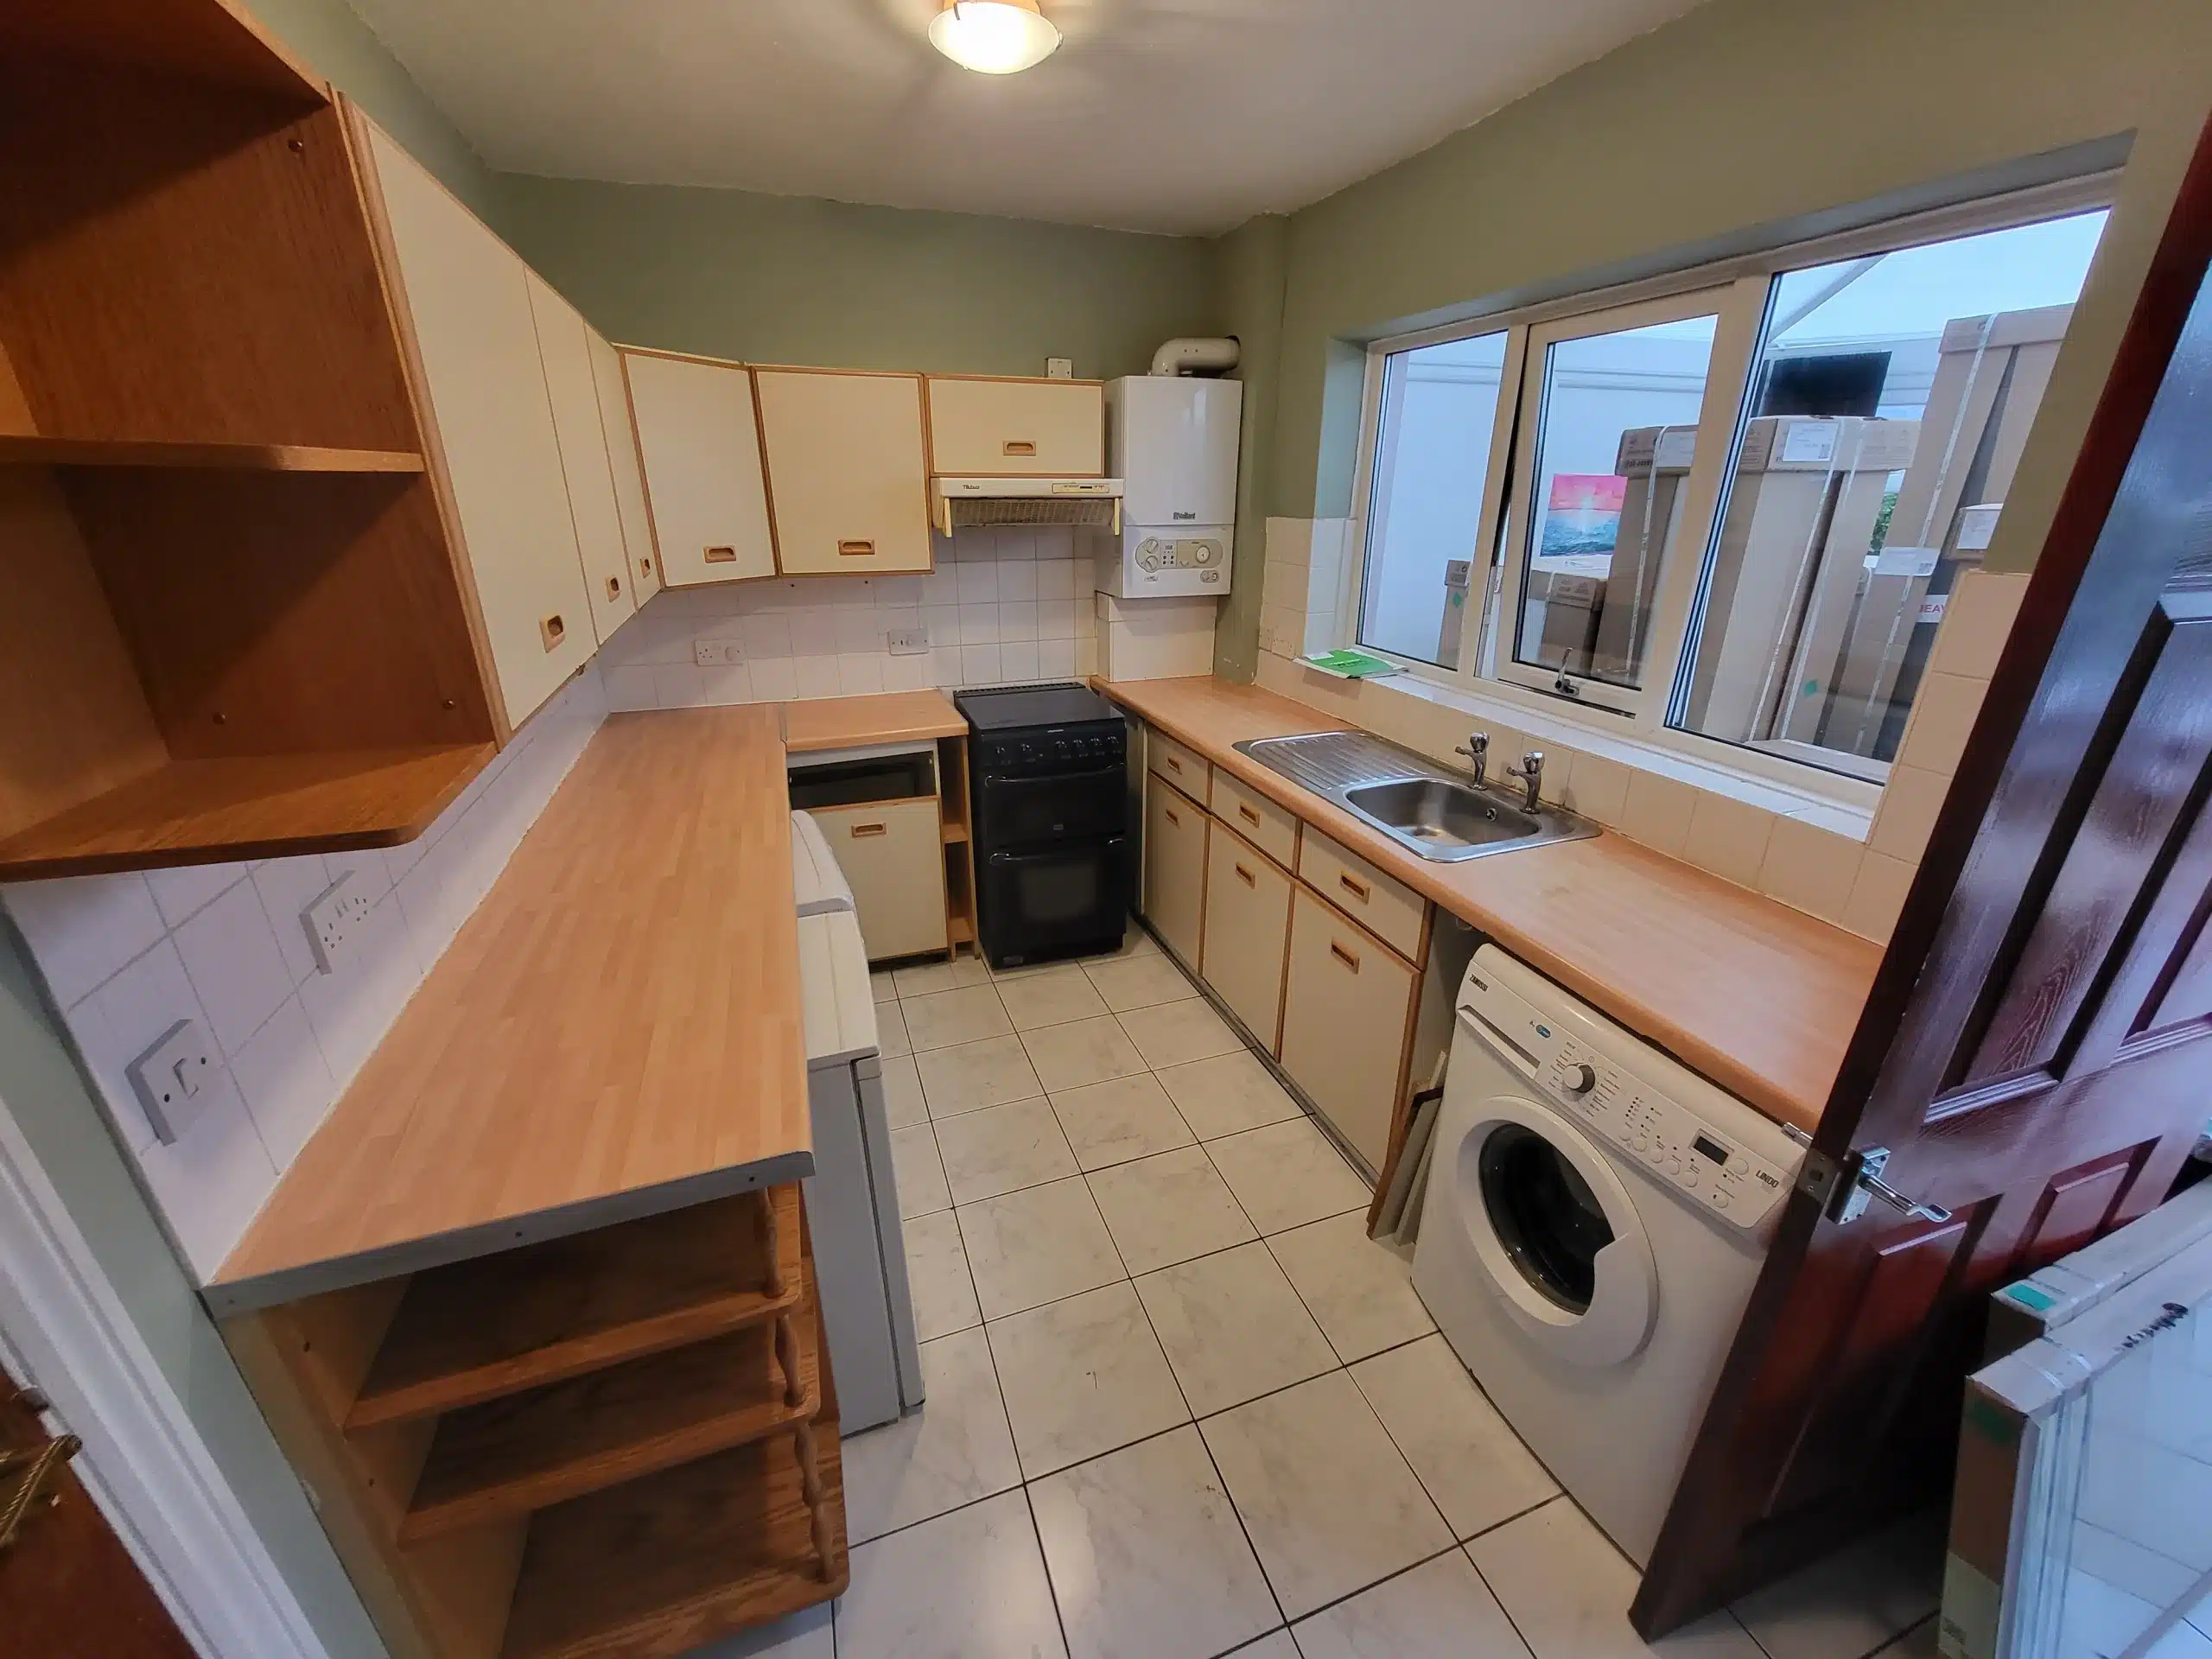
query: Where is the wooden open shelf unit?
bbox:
[223,1185,847,1659]
[938,733,982,959]
[0,1,502,880]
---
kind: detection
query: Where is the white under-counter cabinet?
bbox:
[623,348,777,585]
[1279,885,1418,1173]
[1143,774,1209,969]
[1199,826,1292,1052]
[526,271,634,645]
[360,118,595,731]
[756,369,933,574]
[925,375,1104,476]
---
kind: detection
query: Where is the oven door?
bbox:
[976,764,1125,847]
[976,836,1128,968]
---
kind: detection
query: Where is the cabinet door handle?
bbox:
[639,556,653,577]
[849,823,887,838]
[1164,806,1181,827]
[838,539,876,557]
[539,613,565,651]
[1237,803,1260,826]
[1003,440,1037,457]
[1329,940,1361,973]
[605,575,622,601]
[1235,862,1255,887]
[1164,754,1184,773]
[703,544,737,564]
[1338,872,1370,902]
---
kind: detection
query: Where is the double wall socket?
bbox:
[304,873,372,975]
[694,639,746,667]
[128,1018,219,1145]
[886,626,930,657]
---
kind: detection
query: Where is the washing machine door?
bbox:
[1447,1092,1658,1368]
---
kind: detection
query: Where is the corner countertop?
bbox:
[779,690,966,753]
[210,706,813,1314]
[1097,676,1881,1134]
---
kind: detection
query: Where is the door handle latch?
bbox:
[1801,1145,1952,1226]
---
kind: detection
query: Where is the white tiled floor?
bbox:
[709,930,1946,1659]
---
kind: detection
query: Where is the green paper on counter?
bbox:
[1298,648,1402,679]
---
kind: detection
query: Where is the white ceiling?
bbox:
[346,0,1704,235]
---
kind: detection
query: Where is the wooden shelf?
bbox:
[351,1190,802,1430]
[498,1418,847,1659]
[0,745,493,880]
[0,436,426,473]
[399,1314,820,1542]
[942,820,969,844]
[948,914,975,945]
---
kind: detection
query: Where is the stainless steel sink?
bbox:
[1233,731,1599,863]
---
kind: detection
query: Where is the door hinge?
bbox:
[1819,1146,1954,1227]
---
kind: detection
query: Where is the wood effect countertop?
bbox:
[210,707,812,1313]
[1098,677,1880,1134]
[779,690,965,753]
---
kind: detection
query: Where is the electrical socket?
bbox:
[886,626,930,657]
[128,1018,219,1145]
[303,874,372,975]
[694,639,746,667]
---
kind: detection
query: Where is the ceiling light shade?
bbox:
[929,0,1061,74]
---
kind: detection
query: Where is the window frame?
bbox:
[1338,170,2117,812]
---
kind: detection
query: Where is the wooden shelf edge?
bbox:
[0,743,492,880]
[347,1189,805,1430]
[941,820,969,843]
[0,435,426,472]
[947,915,975,944]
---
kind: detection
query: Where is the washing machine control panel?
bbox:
[1457,953,1798,1232]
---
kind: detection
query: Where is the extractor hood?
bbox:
[931,474,1124,537]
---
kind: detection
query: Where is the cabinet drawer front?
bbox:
[1211,771,1298,869]
[1143,776,1208,969]
[1200,827,1292,1053]
[806,799,948,960]
[1279,887,1414,1172]
[624,351,776,587]
[926,377,1103,476]
[756,370,932,575]
[1147,732,1211,804]
[1298,830,1426,963]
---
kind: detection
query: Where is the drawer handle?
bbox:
[1235,862,1255,887]
[539,613,565,651]
[1338,872,1370,902]
[1329,940,1361,973]
[703,545,737,564]
[1237,803,1260,825]
[849,823,887,838]
[1163,806,1181,827]
[605,575,622,601]
[1165,755,1184,773]
[639,556,653,577]
[838,539,876,557]
[1003,440,1037,457]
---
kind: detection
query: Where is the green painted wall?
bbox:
[499,175,1218,379]
[0,926,386,1659]
[1257,0,2212,648]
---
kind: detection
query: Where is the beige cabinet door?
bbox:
[1200,826,1292,1053]
[1144,777,1208,969]
[1279,886,1415,1172]
[526,272,633,645]
[756,370,931,574]
[624,351,775,586]
[366,123,594,731]
[925,377,1104,476]
[806,799,949,961]
[588,332,661,604]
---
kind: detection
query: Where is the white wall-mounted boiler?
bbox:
[1100,374,1242,599]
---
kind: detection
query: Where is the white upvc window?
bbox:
[1342,176,2114,811]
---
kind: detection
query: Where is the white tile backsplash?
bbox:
[600,526,1098,710]
[2,665,609,1280]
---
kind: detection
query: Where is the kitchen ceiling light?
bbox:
[929,0,1061,74]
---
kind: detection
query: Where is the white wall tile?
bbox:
[1559,753,1631,826]
[699,661,753,703]
[1896,673,1986,778]
[1037,559,1076,601]
[3,874,167,1008]
[743,613,794,657]
[957,563,999,603]
[145,862,251,929]
[1845,853,1919,944]
[1759,817,1863,929]
[786,610,838,657]
[751,657,799,700]
[1001,601,1039,641]
[794,656,842,698]
[173,879,295,1055]
[838,607,885,655]
[1037,639,1077,678]
[838,655,887,696]
[1869,766,1951,863]
[252,855,330,985]
[883,652,935,692]
[70,940,211,1153]
[1001,640,1041,682]
[998,562,1038,603]
[961,603,1003,645]
[962,644,1003,684]
[137,1074,276,1278]
[1618,771,1698,858]
[1684,793,1778,889]
[604,664,658,712]
[1927,570,2029,682]
[229,995,337,1170]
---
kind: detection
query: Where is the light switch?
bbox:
[127,1018,220,1145]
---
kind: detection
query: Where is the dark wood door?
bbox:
[0,1364,195,1657]
[1634,113,2212,1636]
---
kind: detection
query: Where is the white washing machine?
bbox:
[1411,945,1804,1566]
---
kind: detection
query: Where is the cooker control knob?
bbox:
[1563,1063,1598,1096]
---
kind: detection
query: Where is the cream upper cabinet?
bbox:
[755,369,932,575]
[925,376,1103,476]
[1199,825,1292,1053]
[623,350,776,586]
[588,332,661,605]
[1143,774,1208,968]
[1279,886,1416,1172]
[526,272,633,646]
[364,121,594,732]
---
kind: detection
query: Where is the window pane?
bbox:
[1512,315,1719,690]
[1675,210,2107,773]
[1358,331,1510,667]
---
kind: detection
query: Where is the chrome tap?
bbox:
[1516,752,1544,814]
[1453,731,1490,788]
